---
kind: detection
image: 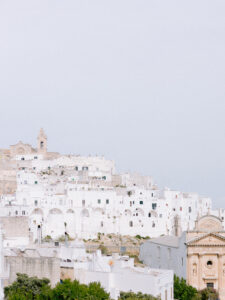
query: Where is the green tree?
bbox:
[174,275,198,300]
[119,291,158,300]
[5,275,110,300]
[198,288,218,300]
[52,279,110,300]
[4,273,52,300]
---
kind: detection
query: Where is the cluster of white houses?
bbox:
[0,129,213,243]
[0,129,224,299]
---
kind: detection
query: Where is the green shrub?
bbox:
[174,275,198,300]
[119,291,158,299]
[5,275,110,300]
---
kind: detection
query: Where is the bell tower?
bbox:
[37,128,47,153]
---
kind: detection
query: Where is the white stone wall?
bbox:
[0,157,212,241]
[74,252,174,300]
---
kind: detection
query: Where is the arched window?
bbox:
[207,260,213,267]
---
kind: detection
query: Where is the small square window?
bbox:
[152,203,157,210]
[139,201,143,205]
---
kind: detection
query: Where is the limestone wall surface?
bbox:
[5,256,60,286]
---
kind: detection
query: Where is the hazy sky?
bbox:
[0,0,224,207]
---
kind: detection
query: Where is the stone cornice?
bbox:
[188,244,225,247]
[187,253,224,257]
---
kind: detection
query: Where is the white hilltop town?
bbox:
[0,129,224,299]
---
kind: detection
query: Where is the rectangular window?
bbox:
[189,207,192,213]
[152,203,157,210]
[206,283,214,288]
[34,181,38,185]
[139,201,143,205]
[106,199,109,204]
[98,199,101,204]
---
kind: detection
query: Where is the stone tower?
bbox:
[173,214,181,237]
[37,128,47,153]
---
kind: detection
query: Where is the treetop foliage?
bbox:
[4,274,158,300]
[174,275,219,300]
[119,291,158,299]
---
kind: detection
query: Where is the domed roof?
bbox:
[195,215,223,232]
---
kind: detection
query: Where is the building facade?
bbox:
[0,129,212,241]
[140,215,225,299]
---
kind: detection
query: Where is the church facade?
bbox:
[187,215,225,298]
[140,214,225,299]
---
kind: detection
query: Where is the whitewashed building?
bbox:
[0,129,212,242]
[74,250,174,300]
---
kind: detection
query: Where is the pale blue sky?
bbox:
[0,0,225,207]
